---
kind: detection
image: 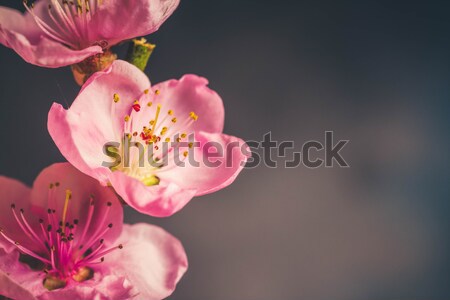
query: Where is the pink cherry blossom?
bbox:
[0,0,179,67]
[48,60,249,217]
[0,163,188,300]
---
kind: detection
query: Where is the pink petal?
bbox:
[0,272,36,300]
[159,131,249,196]
[48,60,150,184]
[108,171,197,217]
[30,163,123,245]
[0,250,39,300]
[0,6,102,68]
[47,103,111,184]
[89,0,180,46]
[108,223,188,299]
[151,74,225,134]
[0,176,33,253]
[0,6,41,40]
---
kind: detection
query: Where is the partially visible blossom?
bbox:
[0,163,187,300]
[48,60,249,217]
[0,0,179,74]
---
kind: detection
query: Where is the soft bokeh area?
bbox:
[1,0,449,299]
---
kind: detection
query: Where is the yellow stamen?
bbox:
[160,126,168,135]
[144,89,149,94]
[168,110,174,115]
[171,117,177,123]
[147,102,152,107]
[124,115,130,122]
[142,175,160,186]
[151,104,162,134]
[61,190,72,233]
[155,90,160,95]
[76,0,82,14]
[189,112,199,121]
[113,93,120,103]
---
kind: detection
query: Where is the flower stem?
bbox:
[126,38,156,71]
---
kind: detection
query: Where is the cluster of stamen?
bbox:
[111,89,199,185]
[24,0,106,49]
[0,183,122,290]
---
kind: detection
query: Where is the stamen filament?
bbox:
[61,190,72,233]
[84,244,123,263]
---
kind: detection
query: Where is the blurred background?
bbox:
[1,0,449,299]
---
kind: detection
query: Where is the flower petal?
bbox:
[89,0,180,46]
[0,6,102,68]
[158,131,249,196]
[151,74,225,134]
[108,171,196,217]
[30,163,123,245]
[0,6,41,40]
[0,177,32,253]
[108,223,188,300]
[0,250,38,300]
[47,103,112,184]
[48,60,150,184]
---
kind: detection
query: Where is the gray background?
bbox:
[1,0,450,299]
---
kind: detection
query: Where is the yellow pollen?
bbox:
[133,100,139,105]
[126,133,132,140]
[149,120,155,126]
[124,115,130,122]
[189,112,199,121]
[147,102,152,107]
[165,137,171,142]
[61,190,72,232]
[181,133,187,138]
[113,93,120,103]
[176,137,182,143]
[171,117,177,123]
[183,151,189,157]
[144,89,149,94]
[160,127,168,135]
[188,142,194,148]
[155,90,160,95]
[168,110,174,115]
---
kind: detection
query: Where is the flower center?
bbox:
[24,0,106,49]
[0,183,122,290]
[109,89,199,186]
